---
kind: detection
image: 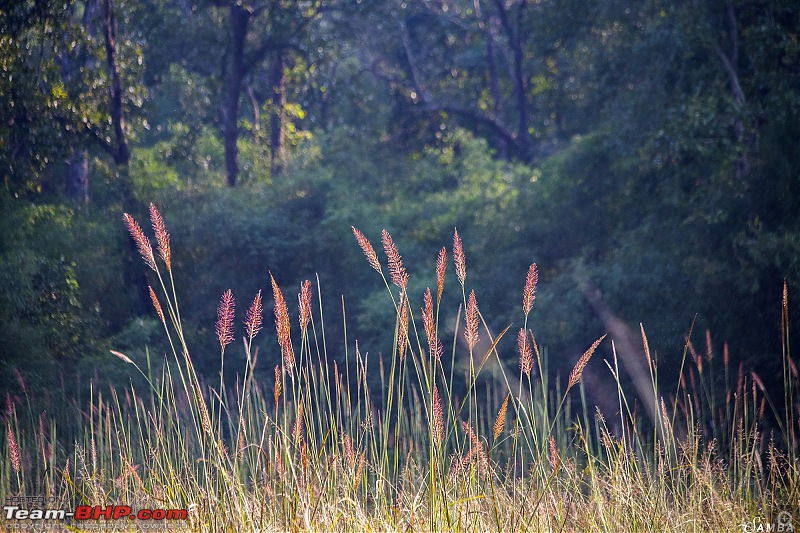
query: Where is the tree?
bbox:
[365,0,592,162]
[99,0,131,169]
[1,0,144,203]
[1,0,72,195]
[211,0,328,186]
[521,0,800,371]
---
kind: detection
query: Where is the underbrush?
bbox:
[2,205,798,532]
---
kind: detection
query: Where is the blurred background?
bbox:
[1,0,798,406]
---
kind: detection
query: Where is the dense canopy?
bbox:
[1,0,799,399]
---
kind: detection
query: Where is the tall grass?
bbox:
[1,205,798,531]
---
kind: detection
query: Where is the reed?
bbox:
[1,209,797,532]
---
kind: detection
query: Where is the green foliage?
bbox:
[0,198,141,396]
[0,203,86,391]
[2,0,799,402]
[0,3,70,194]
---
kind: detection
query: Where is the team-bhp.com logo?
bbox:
[4,502,188,523]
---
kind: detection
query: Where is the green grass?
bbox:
[2,207,798,532]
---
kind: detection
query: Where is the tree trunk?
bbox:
[268,49,286,177]
[245,80,260,144]
[511,49,530,159]
[712,1,750,183]
[510,3,530,160]
[102,0,148,313]
[60,6,91,206]
[65,150,89,205]
[102,0,129,167]
[223,4,249,187]
[486,19,506,158]
[492,0,531,161]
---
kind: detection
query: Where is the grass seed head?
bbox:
[453,229,466,286]
[423,288,435,341]
[293,400,304,444]
[301,442,309,473]
[397,292,409,361]
[273,365,282,404]
[687,336,702,374]
[423,288,442,360]
[195,383,212,435]
[549,435,560,473]
[237,416,246,458]
[461,421,487,473]
[751,371,766,392]
[783,279,788,315]
[91,435,97,473]
[354,452,366,490]
[271,275,294,371]
[7,425,20,474]
[641,323,652,371]
[432,386,444,446]
[299,280,312,333]
[352,226,382,273]
[13,369,25,395]
[216,289,235,349]
[465,290,479,352]
[244,290,263,341]
[123,213,156,271]
[343,434,355,469]
[148,286,165,324]
[567,334,606,392]
[110,350,134,365]
[523,263,538,316]
[660,398,673,438]
[519,328,533,376]
[737,362,744,393]
[494,394,509,441]
[382,229,408,289]
[149,203,171,271]
[436,247,447,303]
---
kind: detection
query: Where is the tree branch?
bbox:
[371,49,525,158]
[82,123,116,158]
[713,45,745,106]
[400,22,432,103]
[490,0,531,158]
[420,102,523,154]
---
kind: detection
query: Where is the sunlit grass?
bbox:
[1,206,798,532]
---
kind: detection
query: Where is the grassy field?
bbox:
[2,205,798,532]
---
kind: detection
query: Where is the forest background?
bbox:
[2,0,799,406]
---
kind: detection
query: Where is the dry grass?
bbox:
[1,212,798,532]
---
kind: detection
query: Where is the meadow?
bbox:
[2,205,798,532]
